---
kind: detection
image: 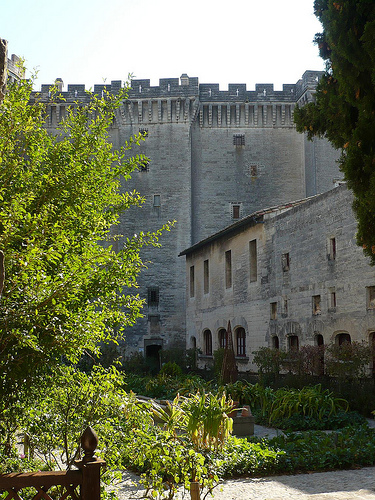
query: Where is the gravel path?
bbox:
[113,422,375,499]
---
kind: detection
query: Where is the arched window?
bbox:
[218,328,227,349]
[191,336,197,349]
[315,333,324,346]
[288,335,299,351]
[203,329,212,356]
[271,336,279,349]
[335,332,351,346]
[236,327,246,357]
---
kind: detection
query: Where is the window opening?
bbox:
[236,328,246,357]
[272,336,279,349]
[218,328,227,349]
[336,332,351,346]
[231,204,241,220]
[249,239,257,282]
[204,330,212,356]
[288,335,299,351]
[328,237,336,260]
[204,259,209,294]
[270,301,277,320]
[312,295,321,315]
[367,286,375,309]
[233,134,245,146]
[148,287,159,307]
[282,252,290,272]
[189,266,195,298]
[225,250,232,289]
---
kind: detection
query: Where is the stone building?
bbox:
[180,185,375,372]
[34,71,341,359]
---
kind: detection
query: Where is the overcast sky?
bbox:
[2,0,324,91]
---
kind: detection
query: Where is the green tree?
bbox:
[294,0,375,262]
[0,76,172,396]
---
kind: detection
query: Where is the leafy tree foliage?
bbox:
[0,77,171,394]
[294,0,375,262]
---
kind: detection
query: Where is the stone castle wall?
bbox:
[33,71,341,356]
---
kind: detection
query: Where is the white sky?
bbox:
[2,0,324,91]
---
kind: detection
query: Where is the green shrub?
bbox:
[159,361,183,377]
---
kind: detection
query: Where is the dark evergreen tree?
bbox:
[294,0,375,262]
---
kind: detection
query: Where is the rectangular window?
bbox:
[270,301,277,320]
[329,288,336,309]
[282,252,290,272]
[328,237,336,260]
[312,295,321,315]
[367,286,375,309]
[148,287,159,307]
[233,134,245,146]
[189,266,195,298]
[225,250,232,289]
[153,194,161,207]
[249,239,257,282]
[231,204,241,220]
[204,259,209,294]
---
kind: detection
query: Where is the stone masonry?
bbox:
[33,71,341,359]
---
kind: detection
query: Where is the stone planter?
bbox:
[232,414,255,436]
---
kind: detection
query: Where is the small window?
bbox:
[204,259,209,294]
[272,336,279,349]
[312,295,321,315]
[189,266,195,298]
[225,250,232,289]
[328,237,336,260]
[233,134,245,146]
[148,287,159,307]
[270,301,277,320]
[204,329,212,356]
[367,286,375,309]
[282,252,290,272]
[283,297,288,317]
[249,239,257,282]
[250,164,258,177]
[329,288,336,309]
[236,328,246,357]
[231,203,241,220]
[153,194,161,217]
[218,328,227,349]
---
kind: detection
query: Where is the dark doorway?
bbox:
[145,343,162,374]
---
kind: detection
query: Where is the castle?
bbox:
[33,71,347,362]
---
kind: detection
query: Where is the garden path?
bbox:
[114,420,375,500]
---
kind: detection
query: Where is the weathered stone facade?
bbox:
[34,71,341,358]
[181,185,375,372]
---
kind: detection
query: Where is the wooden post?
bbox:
[190,481,200,500]
[75,426,105,500]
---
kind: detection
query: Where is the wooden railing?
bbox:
[0,427,105,500]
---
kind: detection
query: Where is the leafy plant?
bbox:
[325,341,372,379]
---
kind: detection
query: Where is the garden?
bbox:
[1,349,375,500]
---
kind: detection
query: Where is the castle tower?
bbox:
[33,71,341,359]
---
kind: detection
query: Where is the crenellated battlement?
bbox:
[33,71,323,128]
[35,70,323,103]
